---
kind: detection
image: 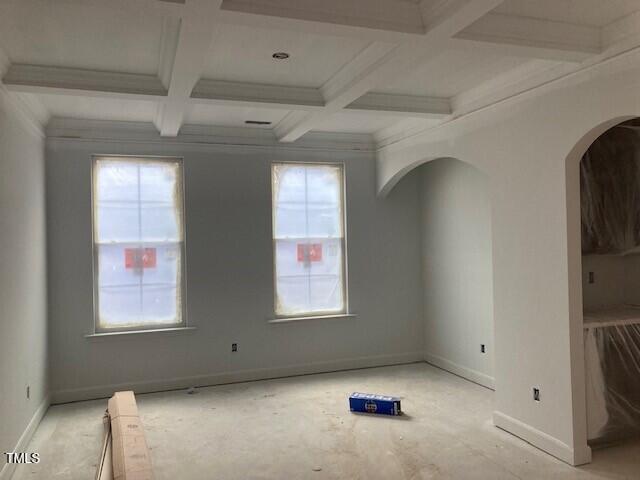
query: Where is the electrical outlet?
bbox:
[26,385,30,399]
[588,271,595,284]
[480,344,486,353]
[533,387,540,402]
[231,343,238,352]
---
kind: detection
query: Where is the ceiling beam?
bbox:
[154,0,222,136]
[191,78,324,110]
[79,0,185,18]
[2,64,167,99]
[219,0,426,35]
[217,1,419,43]
[449,37,595,63]
[602,9,640,49]
[2,63,451,120]
[345,92,451,118]
[192,80,450,117]
[275,0,504,142]
[453,12,602,63]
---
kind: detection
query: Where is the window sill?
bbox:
[85,326,196,340]
[268,313,356,324]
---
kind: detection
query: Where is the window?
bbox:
[92,156,185,331]
[272,163,347,317]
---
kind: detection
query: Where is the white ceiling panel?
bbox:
[311,112,418,134]
[36,93,158,122]
[494,0,640,28]
[375,49,531,98]
[185,103,291,128]
[0,0,164,75]
[202,23,370,88]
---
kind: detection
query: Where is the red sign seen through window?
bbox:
[297,244,322,262]
[125,248,157,269]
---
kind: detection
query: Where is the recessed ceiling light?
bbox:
[272,52,290,60]
[245,120,272,126]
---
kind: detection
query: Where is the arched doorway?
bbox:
[388,157,495,389]
[566,116,640,452]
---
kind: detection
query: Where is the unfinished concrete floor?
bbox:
[13,363,640,479]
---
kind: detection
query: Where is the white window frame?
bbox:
[91,155,188,334]
[271,161,349,320]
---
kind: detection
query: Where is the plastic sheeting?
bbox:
[581,121,640,255]
[582,120,640,444]
[93,157,185,329]
[584,307,640,444]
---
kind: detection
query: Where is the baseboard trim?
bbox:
[51,351,424,404]
[0,395,50,480]
[493,410,592,466]
[424,352,495,390]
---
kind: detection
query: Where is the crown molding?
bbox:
[45,117,375,152]
[0,88,47,139]
[377,42,640,154]
[0,48,45,137]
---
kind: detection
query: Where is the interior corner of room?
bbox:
[2,0,640,478]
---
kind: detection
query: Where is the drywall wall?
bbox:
[46,134,424,402]
[581,255,626,309]
[420,158,494,388]
[0,92,48,477]
[377,48,640,465]
[582,254,640,309]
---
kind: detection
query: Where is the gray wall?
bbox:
[46,137,424,402]
[420,158,494,387]
[0,94,48,474]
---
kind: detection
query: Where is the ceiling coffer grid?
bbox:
[0,0,637,140]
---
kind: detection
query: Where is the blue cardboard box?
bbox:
[349,392,402,416]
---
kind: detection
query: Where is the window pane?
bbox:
[140,244,180,286]
[142,284,180,324]
[272,163,346,316]
[307,204,341,238]
[140,162,182,242]
[274,202,306,239]
[276,276,310,316]
[95,202,139,244]
[141,203,180,242]
[308,240,344,312]
[98,285,142,328]
[309,239,342,276]
[96,161,139,202]
[274,239,309,278]
[93,157,184,330]
[273,165,306,204]
[95,161,140,243]
[309,275,343,313]
[97,244,139,288]
[140,163,178,203]
[306,166,341,204]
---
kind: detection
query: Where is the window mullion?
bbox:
[304,167,311,312]
[137,163,143,323]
